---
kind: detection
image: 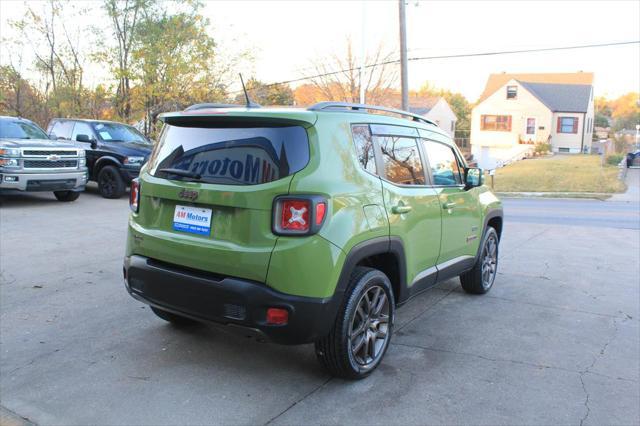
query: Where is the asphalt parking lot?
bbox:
[1,185,639,425]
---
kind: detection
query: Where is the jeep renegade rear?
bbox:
[123,102,503,379]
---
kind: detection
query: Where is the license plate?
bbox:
[173,205,212,236]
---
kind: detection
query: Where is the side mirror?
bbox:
[464,167,483,189]
[75,134,92,143]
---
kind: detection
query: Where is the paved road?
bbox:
[504,198,640,229]
[1,187,638,425]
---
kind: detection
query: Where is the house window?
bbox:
[557,117,578,134]
[526,118,536,135]
[506,86,517,99]
[481,115,512,131]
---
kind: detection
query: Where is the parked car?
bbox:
[123,102,503,379]
[46,118,152,199]
[0,116,87,201]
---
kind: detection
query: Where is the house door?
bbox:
[525,118,536,140]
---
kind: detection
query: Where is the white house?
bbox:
[408,97,457,138]
[470,72,594,169]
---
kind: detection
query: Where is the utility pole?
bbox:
[359,0,366,104]
[399,0,409,111]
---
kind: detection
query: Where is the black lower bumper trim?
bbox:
[123,255,341,344]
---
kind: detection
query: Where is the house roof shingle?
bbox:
[478,72,594,103]
[518,81,592,113]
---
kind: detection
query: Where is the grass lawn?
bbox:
[492,154,626,193]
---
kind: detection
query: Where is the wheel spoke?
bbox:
[352,333,365,355]
[350,320,366,338]
[367,334,376,359]
[377,314,389,324]
[373,292,387,316]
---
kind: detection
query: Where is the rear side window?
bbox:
[422,140,463,186]
[49,121,74,140]
[148,125,309,185]
[376,136,425,185]
[351,125,376,174]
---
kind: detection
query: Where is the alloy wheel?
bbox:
[481,234,498,289]
[348,285,390,366]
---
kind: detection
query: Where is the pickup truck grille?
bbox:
[22,150,77,156]
[24,160,78,169]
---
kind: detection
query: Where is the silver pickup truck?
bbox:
[0,116,88,201]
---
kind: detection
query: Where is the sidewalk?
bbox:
[609,168,640,203]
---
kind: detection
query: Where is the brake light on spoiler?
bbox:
[273,195,327,236]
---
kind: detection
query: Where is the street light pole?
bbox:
[399,0,409,111]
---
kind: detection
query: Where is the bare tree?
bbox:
[303,38,399,105]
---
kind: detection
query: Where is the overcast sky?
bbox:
[1,0,639,102]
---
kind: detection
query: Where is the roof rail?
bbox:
[184,103,254,111]
[307,102,438,127]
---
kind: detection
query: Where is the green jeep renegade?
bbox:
[123,102,503,379]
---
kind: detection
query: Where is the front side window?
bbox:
[376,136,425,185]
[506,85,518,99]
[423,140,463,186]
[481,115,511,131]
[92,122,149,144]
[0,120,48,140]
[557,117,578,134]
[148,125,309,185]
[351,125,376,174]
[71,122,94,141]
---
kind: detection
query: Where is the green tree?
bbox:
[103,0,151,121]
[131,5,224,136]
[417,83,471,138]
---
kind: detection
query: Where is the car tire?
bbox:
[460,226,499,294]
[98,165,126,199]
[150,306,198,326]
[314,267,395,380]
[53,191,80,202]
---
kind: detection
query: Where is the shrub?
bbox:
[606,153,624,166]
[534,143,551,154]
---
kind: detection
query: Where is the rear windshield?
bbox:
[147,125,309,185]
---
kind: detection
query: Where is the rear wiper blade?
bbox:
[158,168,202,180]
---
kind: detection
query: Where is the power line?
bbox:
[229,40,639,94]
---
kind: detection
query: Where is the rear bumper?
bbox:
[123,255,340,344]
[0,170,87,192]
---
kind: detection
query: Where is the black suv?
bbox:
[47,119,152,198]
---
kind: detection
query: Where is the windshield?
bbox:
[0,120,49,140]
[148,125,309,185]
[92,122,149,144]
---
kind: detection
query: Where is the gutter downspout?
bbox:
[580,112,587,153]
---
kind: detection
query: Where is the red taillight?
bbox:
[266,308,288,325]
[273,196,327,236]
[315,202,326,225]
[129,179,140,213]
[280,199,310,232]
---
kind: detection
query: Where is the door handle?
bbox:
[392,204,412,214]
[443,202,457,210]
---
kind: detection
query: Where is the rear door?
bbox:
[132,121,310,283]
[421,136,482,273]
[374,125,442,292]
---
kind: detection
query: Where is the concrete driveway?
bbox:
[1,186,638,425]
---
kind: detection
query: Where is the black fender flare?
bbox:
[94,156,123,177]
[332,236,407,306]
[474,208,504,261]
